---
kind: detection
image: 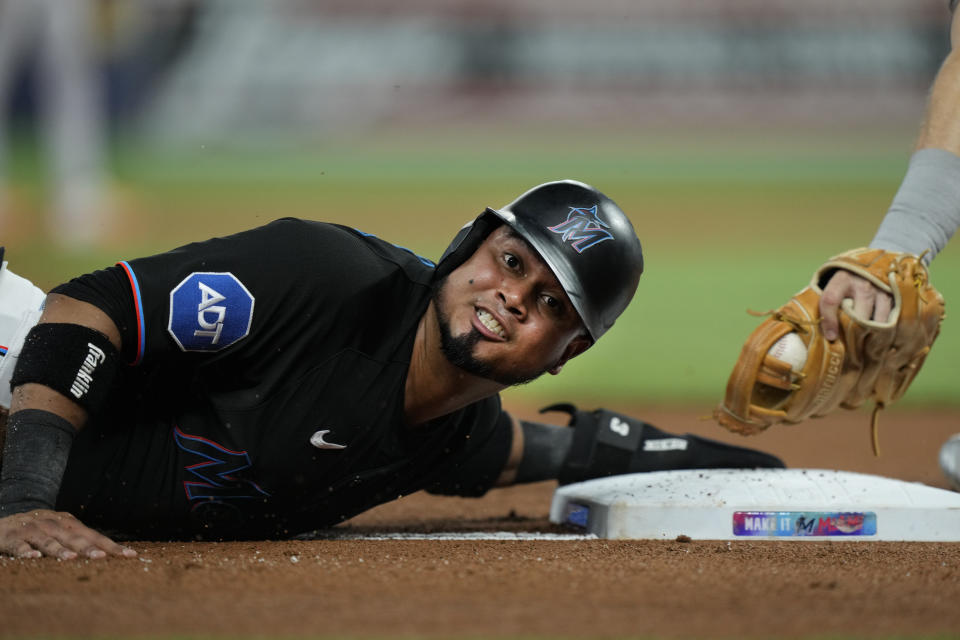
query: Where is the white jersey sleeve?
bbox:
[0,261,46,409]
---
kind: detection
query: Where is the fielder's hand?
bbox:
[0,510,136,559]
[819,270,893,340]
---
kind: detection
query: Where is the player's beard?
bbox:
[431,276,546,387]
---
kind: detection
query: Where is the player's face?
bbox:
[433,226,590,386]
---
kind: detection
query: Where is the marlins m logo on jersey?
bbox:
[546,205,614,253]
[174,426,270,503]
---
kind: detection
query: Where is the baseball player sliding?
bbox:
[0,180,782,559]
[715,2,960,487]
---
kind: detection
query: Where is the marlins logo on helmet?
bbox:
[547,205,614,253]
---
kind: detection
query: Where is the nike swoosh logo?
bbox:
[310,429,347,450]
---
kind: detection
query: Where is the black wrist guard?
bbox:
[0,409,76,515]
[541,404,785,486]
[10,323,119,413]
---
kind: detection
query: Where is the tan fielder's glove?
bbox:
[714,248,945,453]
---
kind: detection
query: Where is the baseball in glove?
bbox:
[714,248,945,454]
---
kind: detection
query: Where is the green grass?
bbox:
[5,125,957,407]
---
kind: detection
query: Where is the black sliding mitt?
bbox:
[545,404,785,486]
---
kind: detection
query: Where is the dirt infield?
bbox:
[3,406,960,639]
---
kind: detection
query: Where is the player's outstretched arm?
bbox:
[428,406,782,498]
[497,406,783,488]
[821,7,960,339]
[915,4,960,155]
[0,294,136,559]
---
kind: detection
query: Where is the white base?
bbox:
[549,469,960,541]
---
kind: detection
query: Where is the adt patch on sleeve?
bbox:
[168,272,255,352]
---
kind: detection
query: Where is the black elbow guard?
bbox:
[542,404,785,486]
[10,323,120,413]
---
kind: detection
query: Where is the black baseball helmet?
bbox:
[437,180,643,341]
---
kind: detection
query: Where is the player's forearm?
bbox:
[504,406,784,488]
[0,410,76,515]
[493,415,525,486]
[915,20,960,154]
[2,295,123,516]
[495,417,572,486]
[869,149,960,261]
[869,10,960,261]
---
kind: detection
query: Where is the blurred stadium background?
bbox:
[1,0,957,408]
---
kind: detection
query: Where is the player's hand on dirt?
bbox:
[0,509,136,559]
[819,270,893,341]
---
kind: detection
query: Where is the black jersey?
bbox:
[51,219,511,540]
